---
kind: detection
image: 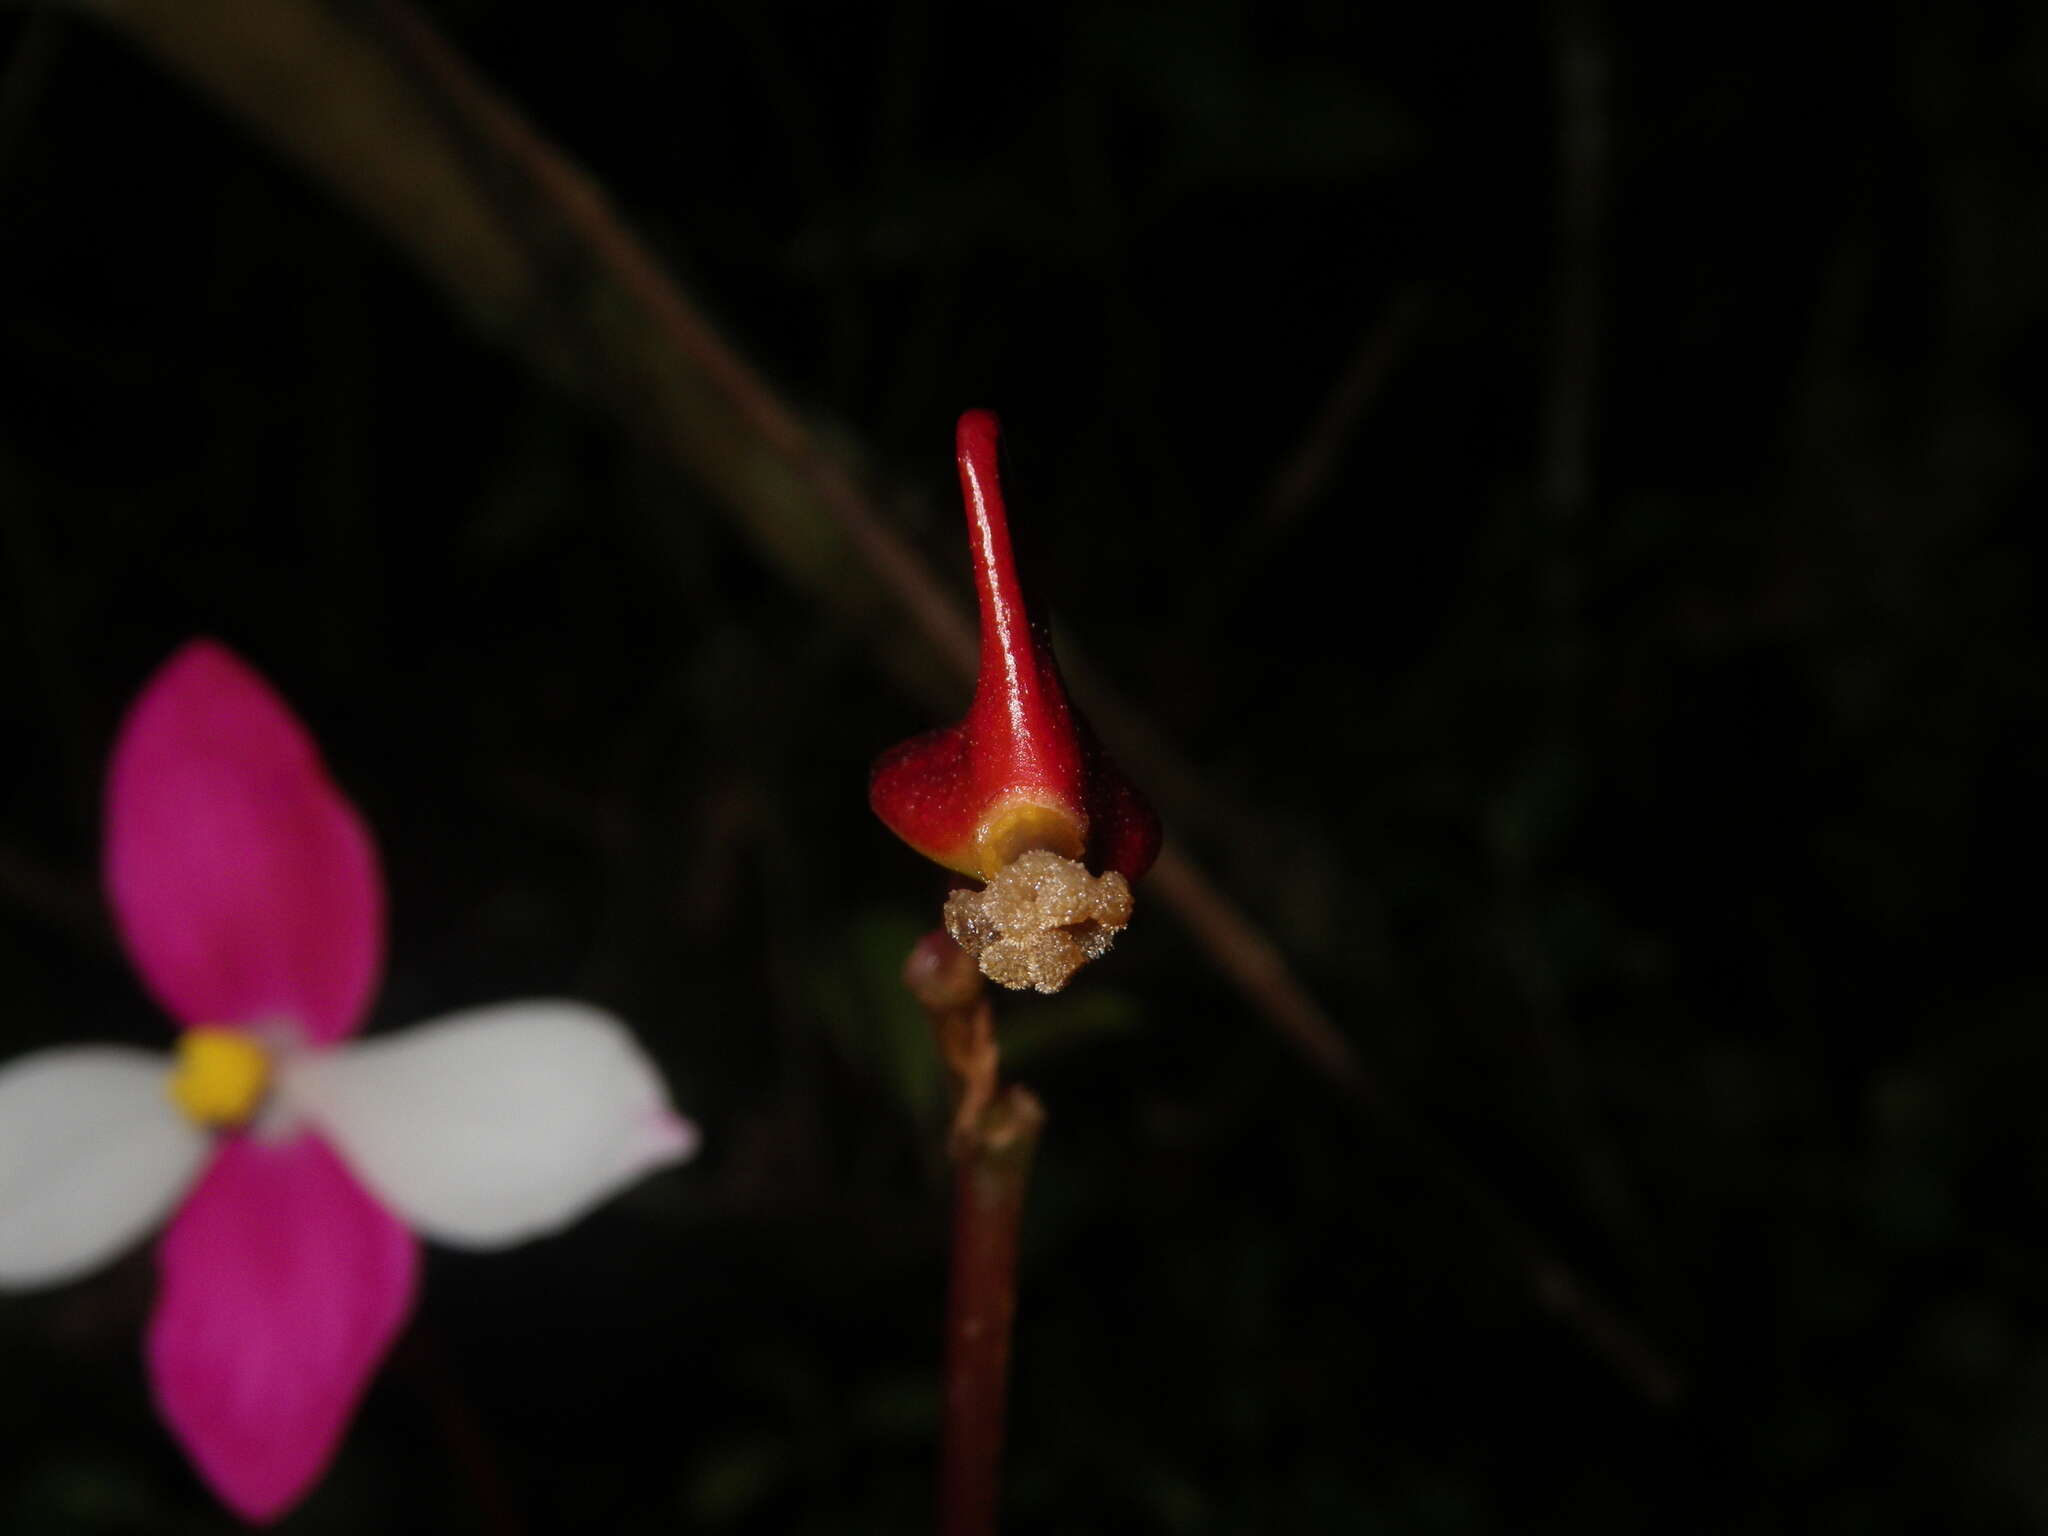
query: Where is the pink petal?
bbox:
[105,640,384,1044]
[147,1133,418,1524]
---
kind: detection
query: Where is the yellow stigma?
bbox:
[167,1029,272,1128]
[973,799,1085,881]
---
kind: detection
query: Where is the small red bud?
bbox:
[870,411,1161,884]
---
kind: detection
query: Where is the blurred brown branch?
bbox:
[91,0,1678,1403]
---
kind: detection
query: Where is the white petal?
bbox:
[282,1001,697,1250]
[0,1046,210,1289]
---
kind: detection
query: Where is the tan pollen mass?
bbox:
[943,848,1134,994]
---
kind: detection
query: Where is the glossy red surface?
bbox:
[869,412,1160,881]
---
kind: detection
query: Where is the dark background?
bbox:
[3,0,2046,1530]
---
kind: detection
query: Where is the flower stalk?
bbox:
[904,931,1044,1536]
[941,1087,1042,1536]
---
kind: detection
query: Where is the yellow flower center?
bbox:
[167,1028,272,1128]
[973,798,1085,881]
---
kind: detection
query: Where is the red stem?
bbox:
[939,1087,1043,1536]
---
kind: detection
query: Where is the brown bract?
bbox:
[942,849,1134,994]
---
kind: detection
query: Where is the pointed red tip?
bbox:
[870,414,1161,883]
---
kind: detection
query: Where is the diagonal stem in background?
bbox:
[91,0,1679,1405]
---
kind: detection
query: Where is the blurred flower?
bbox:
[0,640,696,1523]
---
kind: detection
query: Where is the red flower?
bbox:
[870,410,1160,885]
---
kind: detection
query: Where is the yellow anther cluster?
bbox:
[944,848,1133,994]
[167,1028,271,1128]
